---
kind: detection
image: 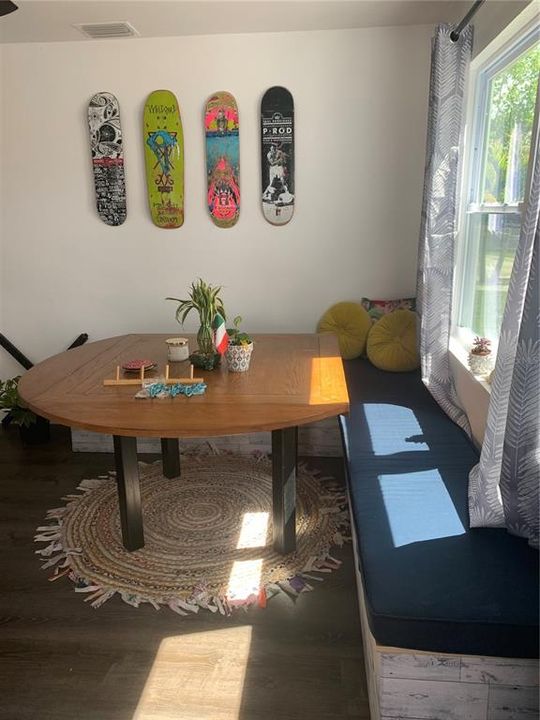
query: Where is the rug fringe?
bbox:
[34,451,350,617]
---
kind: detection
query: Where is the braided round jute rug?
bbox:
[35,453,349,615]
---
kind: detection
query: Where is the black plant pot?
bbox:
[19,416,51,445]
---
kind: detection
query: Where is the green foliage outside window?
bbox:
[483,43,540,204]
[460,37,539,341]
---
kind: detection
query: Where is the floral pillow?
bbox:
[361,297,416,323]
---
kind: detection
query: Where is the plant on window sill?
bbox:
[468,336,494,377]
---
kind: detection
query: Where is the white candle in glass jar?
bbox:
[166,337,189,362]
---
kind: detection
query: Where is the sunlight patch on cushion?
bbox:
[378,469,465,547]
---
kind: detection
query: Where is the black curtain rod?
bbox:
[450,0,486,42]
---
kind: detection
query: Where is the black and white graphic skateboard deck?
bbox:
[260,86,294,226]
[88,92,127,226]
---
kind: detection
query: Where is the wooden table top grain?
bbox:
[18,333,349,438]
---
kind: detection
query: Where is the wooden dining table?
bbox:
[18,333,349,554]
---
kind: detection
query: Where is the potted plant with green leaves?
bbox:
[0,376,50,444]
[225,316,254,372]
[468,336,493,376]
[166,279,226,370]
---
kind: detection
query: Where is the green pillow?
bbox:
[367,309,419,372]
[317,302,372,359]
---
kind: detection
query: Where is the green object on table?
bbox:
[189,352,221,371]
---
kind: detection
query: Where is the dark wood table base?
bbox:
[113,436,144,552]
[271,427,297,554]
[112,429,298,554]
[161,438,181,479]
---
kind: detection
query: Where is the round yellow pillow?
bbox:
[367,309,419,372]
[317,302,372,359]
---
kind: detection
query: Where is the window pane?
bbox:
[458,35,539,345]
[481,43,539,204]
[468,212,521,338]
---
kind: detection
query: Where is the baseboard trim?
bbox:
[71,417,343,457]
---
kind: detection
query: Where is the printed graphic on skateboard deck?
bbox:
[88,92,127,226]
[205,91,240,229]
[261,86,294,226]
[144,90,184,229]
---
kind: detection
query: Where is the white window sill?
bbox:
[449,337,492,397]
[449,337,492,446]
[450,337,491,395]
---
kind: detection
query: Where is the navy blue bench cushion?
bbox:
[341,358,539,658]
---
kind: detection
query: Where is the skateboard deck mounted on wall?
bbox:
[261,86,295,225]
[205,91,240,229]
[143,90,184,229]
[88,92,127,226]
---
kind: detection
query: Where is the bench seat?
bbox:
[340,358,539,659]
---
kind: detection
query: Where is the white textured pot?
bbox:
[225,343,253,372]
[468,352,493,376]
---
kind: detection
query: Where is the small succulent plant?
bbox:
[471,336,491,356]
[227,316,252,346]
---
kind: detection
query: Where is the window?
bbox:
[457,28,539,343]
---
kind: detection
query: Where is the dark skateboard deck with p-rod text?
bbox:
[261,86,294,225]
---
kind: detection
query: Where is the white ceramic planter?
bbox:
[468,352,493,376]
[225,343,254,372]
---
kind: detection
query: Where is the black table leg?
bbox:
[161,438,181,479]
[113,435,144,551]
[272,426,298,554]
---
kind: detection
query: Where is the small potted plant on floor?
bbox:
[225,316,254,372]
[0,376,50,444]
[166,279,226,370]
[468,336,493,376]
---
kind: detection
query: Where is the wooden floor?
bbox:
[0,425,369,720]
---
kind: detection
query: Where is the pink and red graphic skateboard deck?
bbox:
[205,91,240,229]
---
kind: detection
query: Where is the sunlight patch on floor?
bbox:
[132,626,253,720]
[227,559,263,603]
[236,512,269,549]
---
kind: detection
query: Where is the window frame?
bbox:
[453,21,540,350]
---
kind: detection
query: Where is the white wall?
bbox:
[472,0,531,57]
[0,25,432,376]
[0,43,2,352]
[0,44,20,379]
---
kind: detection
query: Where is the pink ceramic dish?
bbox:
[121,359,157,373]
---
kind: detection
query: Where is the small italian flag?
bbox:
[212,312,228,354]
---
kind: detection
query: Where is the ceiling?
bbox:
[0,0,489,44]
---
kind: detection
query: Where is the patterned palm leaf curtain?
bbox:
[416,24,472,434]
[469,119,540,548]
